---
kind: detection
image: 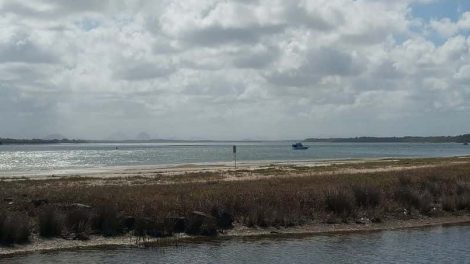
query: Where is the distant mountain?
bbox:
[305,134,470,143]
[136,132,151,140]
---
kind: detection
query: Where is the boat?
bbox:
[464,142,469,145]
[292,142,308,150]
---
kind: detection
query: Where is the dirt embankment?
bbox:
[2,215,470,257]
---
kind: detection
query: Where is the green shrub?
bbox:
[398,175,412,186]
[210,206,234,229]
[92,205,123,236]
[66,209,91,234]
[325,189,355,217]
[394,187,433,213]
[1,212,30,245]
[456,194,470,211]
[185,212,217,236]
[457,183,470,196]
[353,186,382,208]
[423,181,442,198]
[442,195,457,212]
[39,207,64,238]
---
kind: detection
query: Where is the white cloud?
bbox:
[431,11,470,37]
[430,18,460,37]
[0,0,469,139]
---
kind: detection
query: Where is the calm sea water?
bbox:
[2,225,469,264]
[0,142,470,175]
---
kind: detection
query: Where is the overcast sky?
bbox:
[0,0,469,140]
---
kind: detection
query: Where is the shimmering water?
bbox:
[1,142,470,175]
[2,225,469,263]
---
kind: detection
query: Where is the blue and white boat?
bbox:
[292,142,308,150]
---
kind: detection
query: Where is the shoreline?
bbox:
[1,215,469,257]
[0,157,395,178]
[2,155,470,181]
[1,156,468,189]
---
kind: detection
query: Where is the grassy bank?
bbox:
[1,157,470,247]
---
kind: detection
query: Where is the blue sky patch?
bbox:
[75,18,101,31]
[411,0,470,22]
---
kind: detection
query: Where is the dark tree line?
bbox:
[0,138,87,145]
[305,134,470,143]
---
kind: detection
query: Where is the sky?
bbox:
[0,0,469,140]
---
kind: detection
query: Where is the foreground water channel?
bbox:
[2,224,469,263]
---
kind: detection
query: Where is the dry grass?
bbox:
[1,158,470,245]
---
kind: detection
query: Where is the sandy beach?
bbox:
[3,156,469,184]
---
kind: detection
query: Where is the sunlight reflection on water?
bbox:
[0,142,469,176]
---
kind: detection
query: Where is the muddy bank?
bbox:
[2,215,470,256]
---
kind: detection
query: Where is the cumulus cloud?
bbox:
[431,11,470,37]
[0,0,469,139]
[0,32,58,63]
[113,60,175,81]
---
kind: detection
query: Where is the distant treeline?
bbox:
[305,134,470,143]
[0,138,87,145]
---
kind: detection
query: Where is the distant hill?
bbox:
[135,132,151,141]
[305,134,470,143]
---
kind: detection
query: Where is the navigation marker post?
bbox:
[233,145,237,169]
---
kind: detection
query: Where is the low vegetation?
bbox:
[38,207,63,238]
[1,159,470,246]
[0,211,30,245]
